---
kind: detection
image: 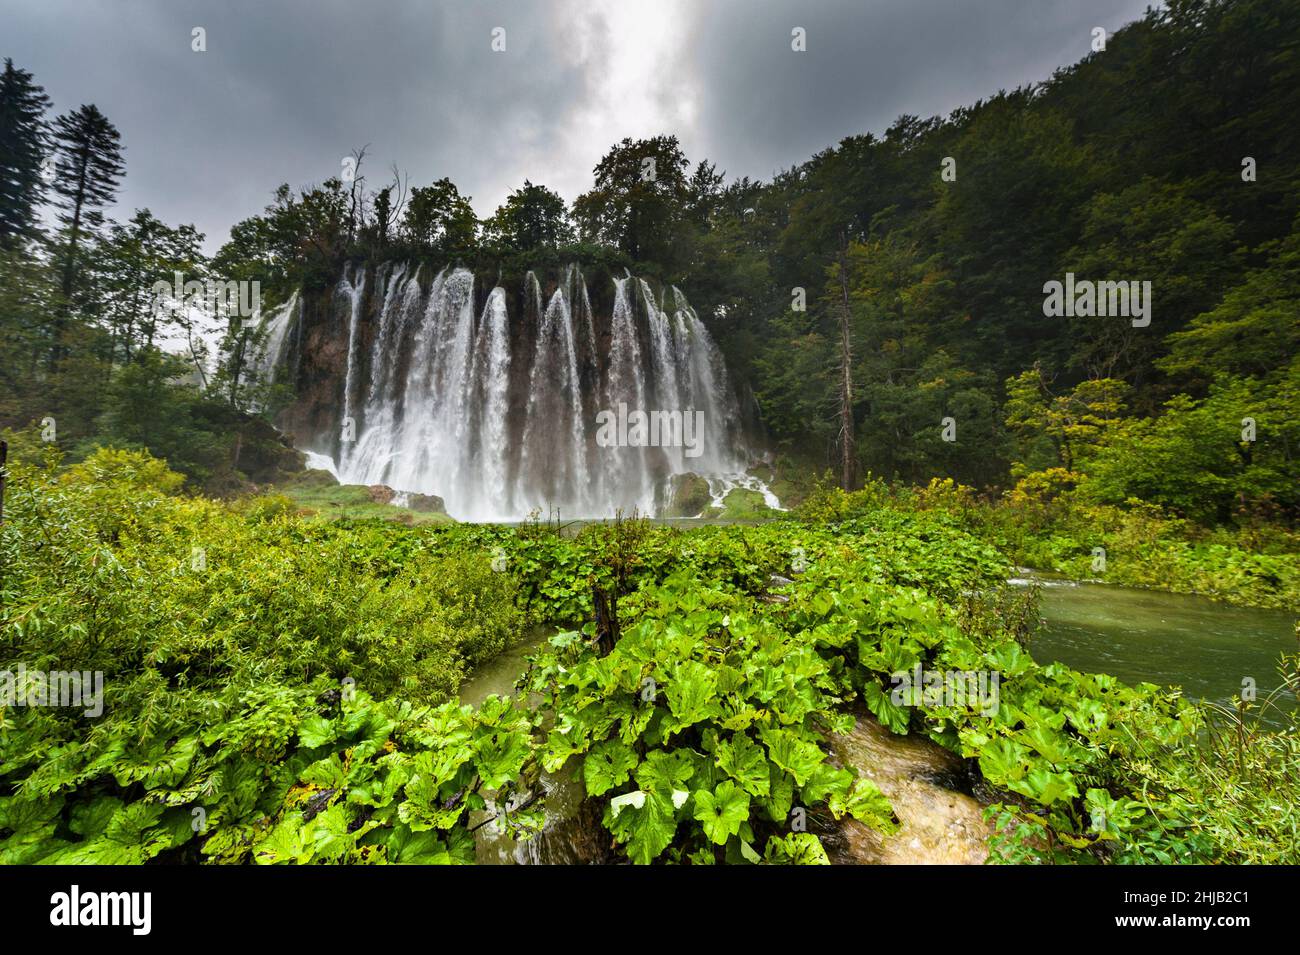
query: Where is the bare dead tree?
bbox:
[345,145,370,246]
[384,163,410,240]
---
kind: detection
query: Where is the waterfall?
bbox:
[338,264,366,458]
[303,262,772,521]
[250,290,300,391]
[518,276,591,515]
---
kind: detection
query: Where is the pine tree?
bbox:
[49,103,124,364]
[0,59,52,246]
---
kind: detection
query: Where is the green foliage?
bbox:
[1080,375,1299,522]
[401,178,478,256]
[522,574,899,864]
[573,135,691,265]
[1,451,536,864]
[3,447,1295,865]
[482,181,574,253]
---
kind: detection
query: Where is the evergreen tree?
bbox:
[0,59,52,246]
[50,104,125,334]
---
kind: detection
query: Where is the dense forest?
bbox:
[1,0,1297,870]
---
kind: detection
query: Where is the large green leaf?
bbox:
[583,739,639,797]
[605,790,678,864]
[713,733,770,797]
[692,780,750,845]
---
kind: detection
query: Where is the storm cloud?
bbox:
[5,0,1155,252]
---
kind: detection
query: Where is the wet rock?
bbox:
[364,484,446,513]
[663,473,712,518]
[824,707,992,865]
[405,491,446,513]
[367,484,396,505]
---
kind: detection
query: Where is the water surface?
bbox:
[1027,577,1297,723]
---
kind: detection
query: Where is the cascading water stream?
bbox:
[291,263,775,521]
[249,290,300,400]
[517,277,591,514]
[338,264,366,457]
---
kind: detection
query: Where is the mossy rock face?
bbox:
[367,484,397,505]
[284,467,339,490]
[406,491,446,513]
[367,485,446,513]
[267,478,454,525]
[663,473,713,518]
[715,487,772,521]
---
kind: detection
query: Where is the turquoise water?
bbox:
[1027,577,1297,724]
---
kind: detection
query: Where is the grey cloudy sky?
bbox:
[6,0,1156,254]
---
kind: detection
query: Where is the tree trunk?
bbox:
[593,584,619,657]
[836,232,857,491]
[53,144,90,369]
[0,439,7,525]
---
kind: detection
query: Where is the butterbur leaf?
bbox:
[473,730,530,790]
[1021,724,1069,765]
[664,661,720,732]
[300,753,349,789]
[68,796,122,839]
[823,711,856,736]
[1009,768,1079,806]
[863,682,911,735]
[692,780,750,845]
[384,824,446,863]
[633,748,695,795]
[104,801,168,854]
[833,777,897,833]
[252,813,312,864]
[303,803,357,861]
[1084,788,1142,836]
[584,739,639,796]
[762,765,794,823]
[801,761,853,804]
[759,727,823,786]
[714,733,770,798]
[297,714,337,748]
[141,736,200,790]
[763,832,830,865]
[605,790,677,864]
[978,737,1029,784]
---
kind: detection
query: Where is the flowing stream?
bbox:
[1022,576,1297,726]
